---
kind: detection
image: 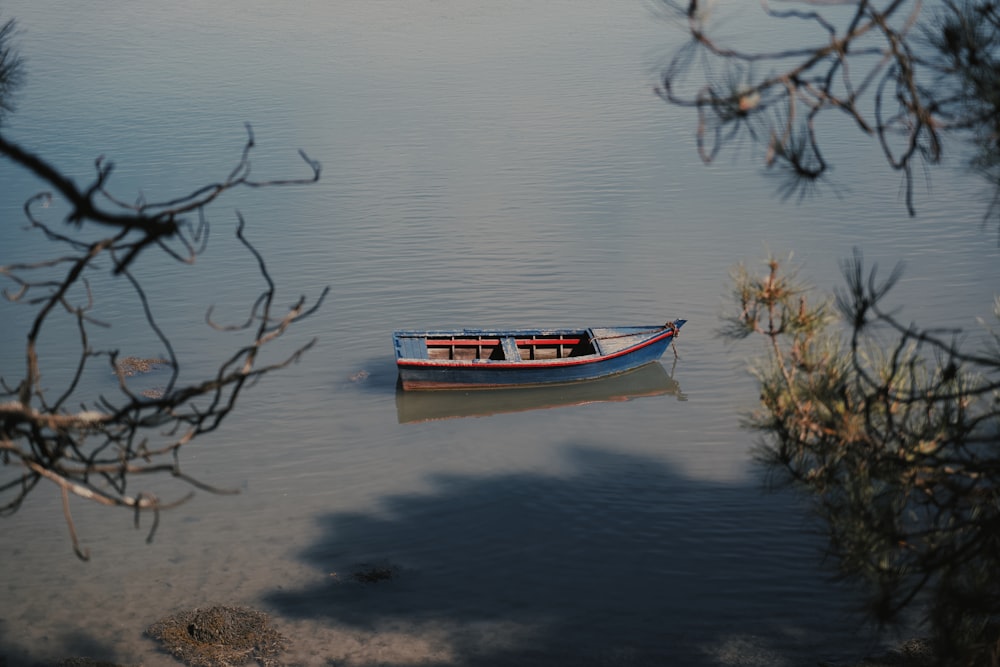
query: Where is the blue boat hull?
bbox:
[394,322,684,390]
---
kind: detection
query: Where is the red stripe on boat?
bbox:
[397,330,674,369]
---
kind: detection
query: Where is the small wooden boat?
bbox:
[393,320,685,390]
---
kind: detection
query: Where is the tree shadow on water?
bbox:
[0,623,133,667]
[264,444,876,666]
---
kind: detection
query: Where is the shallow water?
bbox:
[0,1,998,665]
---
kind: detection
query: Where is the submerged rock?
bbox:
[348,561,399,584]
[146,605,287,667]
[116,356,171,377]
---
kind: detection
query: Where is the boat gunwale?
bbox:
[394,327,677,370]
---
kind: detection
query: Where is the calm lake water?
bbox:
[1,2,998,665]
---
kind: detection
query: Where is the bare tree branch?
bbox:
[0,125,325,558]
[657,0,1000,217]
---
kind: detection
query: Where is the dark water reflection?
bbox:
[395,361,685,423]
[265,445,869,666]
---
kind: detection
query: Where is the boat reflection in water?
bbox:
[396,360,684,423]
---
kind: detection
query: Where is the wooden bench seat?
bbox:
[500,336,522,361]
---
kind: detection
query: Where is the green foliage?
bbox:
[923,1,1000,215]
[0,15,23,122]
[726,253,1000,665]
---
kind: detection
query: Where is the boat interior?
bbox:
[415,332,597,362]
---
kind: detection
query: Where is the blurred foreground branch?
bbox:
[657,0,1000,218]
[725,252,1000,663]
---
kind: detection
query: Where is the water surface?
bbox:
[1,2,997,665]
